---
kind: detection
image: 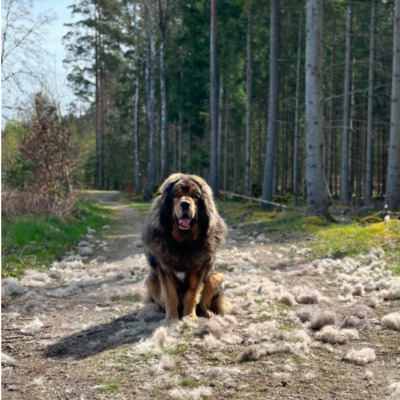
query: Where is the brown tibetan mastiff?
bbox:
[141,173,228,320]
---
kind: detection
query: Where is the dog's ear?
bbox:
[159,177,180,227]
[190,175,217,218]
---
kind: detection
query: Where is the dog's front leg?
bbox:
[183,269,208,321]
[160,268,179,320]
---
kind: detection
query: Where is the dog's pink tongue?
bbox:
[179,217,191,228]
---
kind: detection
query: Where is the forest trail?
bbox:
[2,193,400,400]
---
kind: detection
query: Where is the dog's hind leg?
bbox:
[145,271,161,305]
[198,273,229,317]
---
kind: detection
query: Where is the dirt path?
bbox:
[2,193,400,400]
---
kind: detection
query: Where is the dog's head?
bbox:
[158,173,215,242]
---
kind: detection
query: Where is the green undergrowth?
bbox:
[219,200,400,275]
[1,200,112,278]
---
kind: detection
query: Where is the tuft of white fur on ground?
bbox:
[296,290,322,304]
[1,353,17,366]
[309,310,336,330]
[294,306,316,323]
[152,326,176,349]
[243,321,277,344]
[342,315,368,331]
[277,292,297,306]
[290,329,312,344]
[272,372,291,384]
[151,355,175,376]
[20,317,44,335]
[315,326,359,344]
[381,312,400,332]
[364,296,380,308]
[236,343,278,362]
[2,278,27,297]
[387,382,400,399]
[200,334,225,351]
[20,270,52,287]
[206,366,241,381]
[344,348,376,366]
[169,387,212,400]
[195,315,237,342]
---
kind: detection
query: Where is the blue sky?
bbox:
[31,0,75,111]
[33,0,72,65]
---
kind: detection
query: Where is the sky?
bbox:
[1,0,76,124]
[33,0,72,60]
[32,0,75,108]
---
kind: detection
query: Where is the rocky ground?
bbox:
[2,192,400,400]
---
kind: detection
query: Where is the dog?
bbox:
[141,173,228,321]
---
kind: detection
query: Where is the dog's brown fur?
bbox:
[141,173,228,320]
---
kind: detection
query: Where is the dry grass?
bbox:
[2,188,75,219]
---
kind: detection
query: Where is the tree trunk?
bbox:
[133,3,141,195]
[95,3,104,190]
[144,1,156,201]
[218,74,224,183]
[340,4,352,205]
[134,59,141,194]
[386,0,400,210]
[305,0,329,218]
[262,0,279,205]
[233,127,239,193]
[293,8,302,205]
[327,40,335,193]
[210,0,218,195]
[365,0,377,205]
[173,120,177,172]
[178,112,182,172]
[245,0,253,196]
[223,87,229,200]
[158,0,169,181]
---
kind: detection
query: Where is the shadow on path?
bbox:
[44,306,165,360]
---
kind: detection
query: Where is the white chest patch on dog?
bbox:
[174,271,186,282]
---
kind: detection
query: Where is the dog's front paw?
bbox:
[185,313,198,322]
[165,311,179,320]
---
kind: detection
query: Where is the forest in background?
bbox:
[2,0,400,217]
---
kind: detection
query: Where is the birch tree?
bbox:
[305,0,329,218]
[385,0,400,210]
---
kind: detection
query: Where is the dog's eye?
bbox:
[174,194,180,198]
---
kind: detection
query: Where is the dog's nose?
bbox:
[180,200,191,211]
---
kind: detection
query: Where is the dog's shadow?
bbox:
[44,304,165,360]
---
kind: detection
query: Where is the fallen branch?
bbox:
[221,192,304,212]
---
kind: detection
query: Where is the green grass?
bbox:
[97,378,120,394]
[1,200,112,278]
[164,343,188,356]
[111,294,141,302]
